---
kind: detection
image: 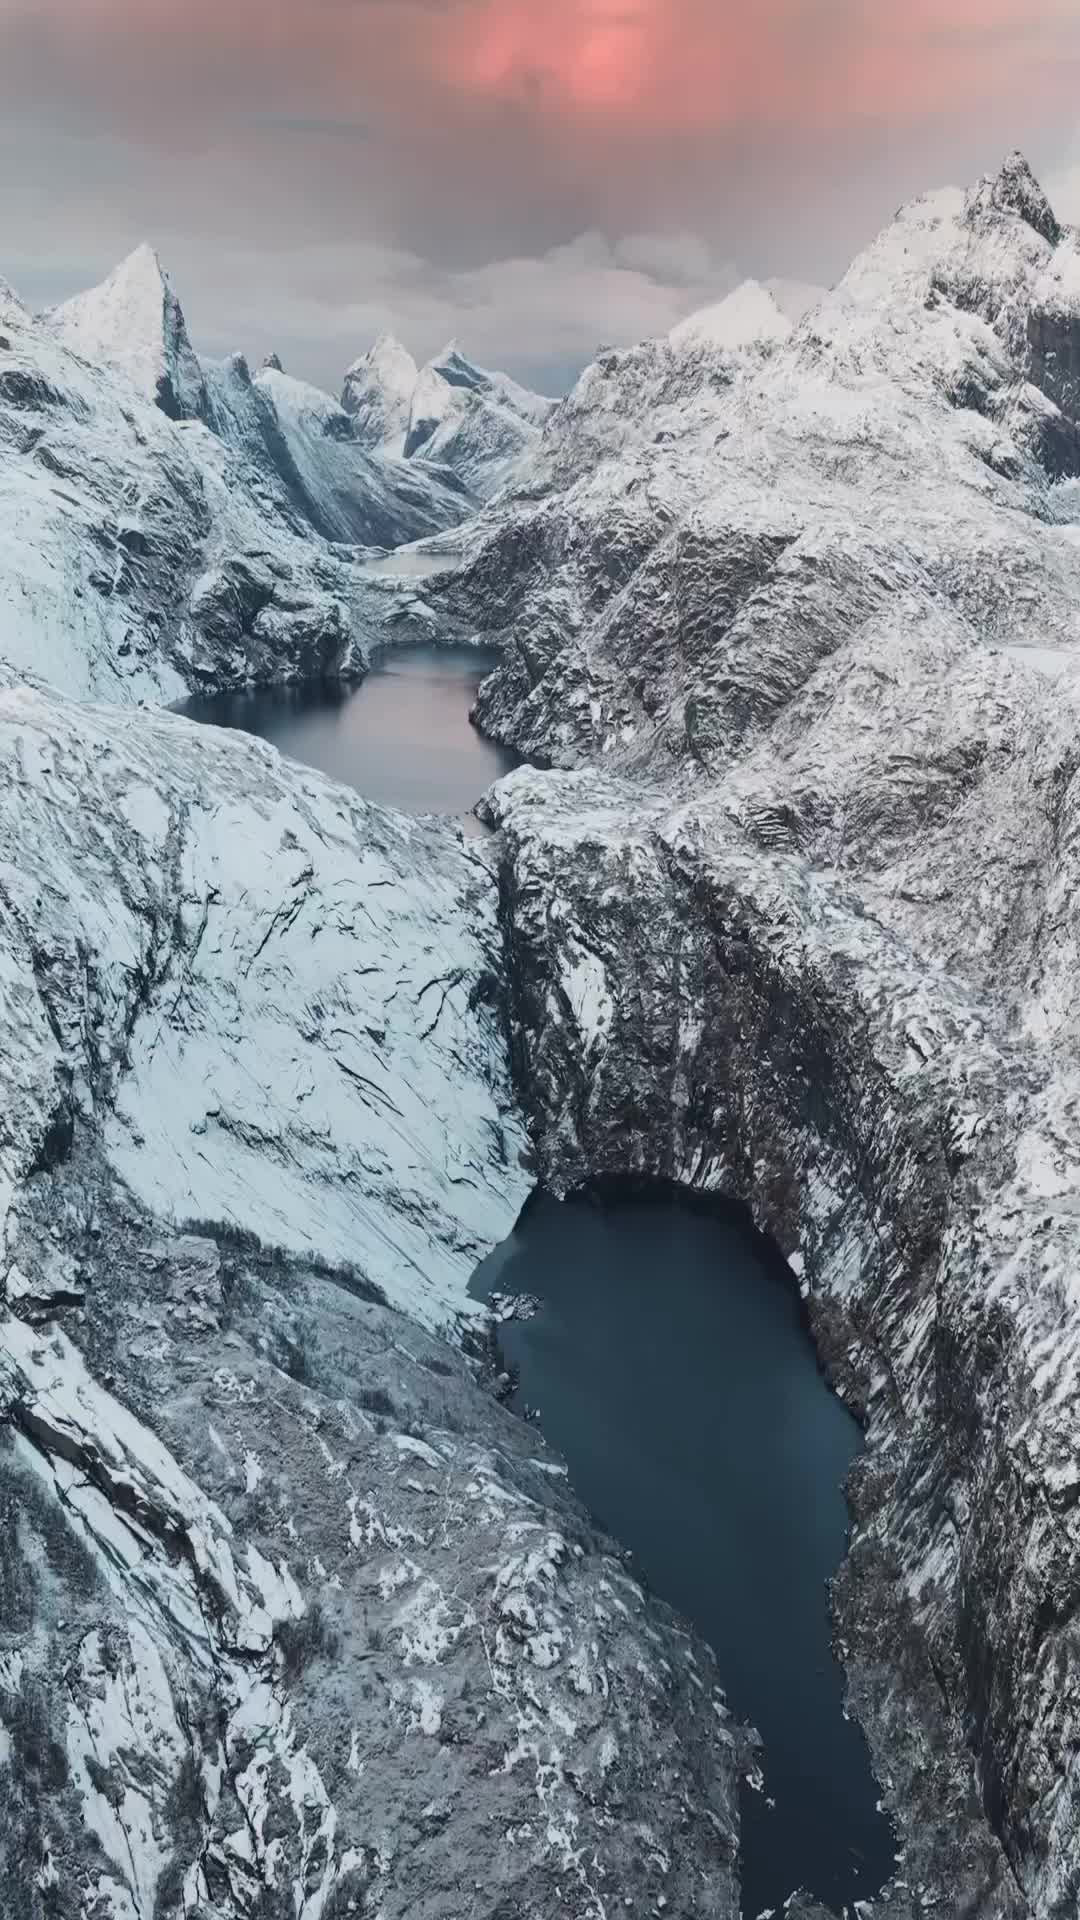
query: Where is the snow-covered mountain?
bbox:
[668,276,796,351]
[48,241,210,423]
[422,152,1080,1913]
[41,246,476,553]
[201,349,470,547]
[342,336,555,500]
[0,258,482,702]
[340,331,419,453]
[500,277,799,490]
[11,147,1080,1920]
[457,156,1080,769]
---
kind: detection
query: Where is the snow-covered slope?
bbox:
[340,331,419,454]
[402,344,554,499]
[412,153,1080,1914]
[487,277,799,490]
[669,277,794,351]
[204,354,471,547]
[48,243,210,422]
[16,144,1080,1920]
[0,279,471,701]
[0,679,743,1920]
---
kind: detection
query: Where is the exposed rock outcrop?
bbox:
[47,243,210,423]
[341,333,420,453]
[10,149,1080,1920]
[439,154,1080,1915]
[0,683,744,1919]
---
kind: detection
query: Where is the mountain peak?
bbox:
[372,329,413,363]
[669,279,793,353]
[49,243,208,421]
[966,150,1061,248]
[0,274,26,327]
[341,333,418,449]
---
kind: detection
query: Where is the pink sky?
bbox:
[7,0,1079,131]
[0,0,1078,386]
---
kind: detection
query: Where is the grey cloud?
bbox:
[1,2,1079,394]
[252,115,373,140]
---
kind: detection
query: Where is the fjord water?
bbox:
[178,645,516,830]
[471,1190,894,1919]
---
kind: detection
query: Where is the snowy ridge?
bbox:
[47,243,210,423]
[402,344,555,500]
[440,153,1080,1914]
[0,276,27,327]
[0,680,743,1918]
[11,145,1080,1920]
[337,334,555,502]
[669,277,793,350]
[0,276,475,701]
[341,332,420,455]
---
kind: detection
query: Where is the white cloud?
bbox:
[614,230,719,285]
[173,230,742,393]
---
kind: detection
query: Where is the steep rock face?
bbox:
[451,163,1080,775]
[203,356,470,548]
[340,333,420,454]
[0,683,743,1920]
[48,244,210,423]
[0,285,458,700]
[402,346,554,500]
[457,156,1080,1917]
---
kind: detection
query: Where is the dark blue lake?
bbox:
[471,1188,894,1919]
[178,644,515,833]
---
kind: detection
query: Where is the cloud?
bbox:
[1,1,1079,388]
[172,228,740,395]
[4,0,1079,147]
[615,232,718,285]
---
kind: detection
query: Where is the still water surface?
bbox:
[179,645,516,832]
[471,1190,894,1919]
[184,650,892,1913]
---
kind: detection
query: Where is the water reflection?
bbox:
[178,645,518,833]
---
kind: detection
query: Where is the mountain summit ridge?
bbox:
[48,241,210,422]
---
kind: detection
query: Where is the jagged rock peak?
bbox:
[340,331,419,448]
[965,149,1062,247]
[262,351,284,372]
[343,330,417,384]
[0,277,27,337]
[48,242,208,422]
[669,279,793,352]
